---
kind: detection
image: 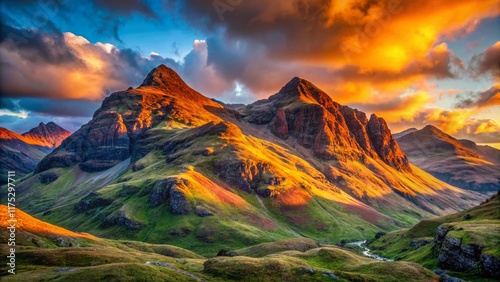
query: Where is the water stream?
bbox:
[347,240,393,261]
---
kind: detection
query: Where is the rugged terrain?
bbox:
[0,122,70,184]
[0,206,440,282]
[396,125,500,193]
[8,65,485,255]
[369,192,500,281]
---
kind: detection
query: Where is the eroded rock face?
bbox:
[149,179,172,208]
[148,178,193,215]
[269,108,289,139]
[482,255,500,278]
[214,159,271,193]
[241,77,411,171]
[75,192,112,213]
[102,211,144,230]
[367,114,411,172]
[437,237,481,271]
[432,225,499,278]
[170,179,192,215]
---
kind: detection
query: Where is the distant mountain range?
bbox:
[395,125,500,193]
[0,122,70,184]
[8,65,486,255]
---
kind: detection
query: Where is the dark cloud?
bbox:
[0,20,182,100]
[455,86,500,109]
[17,98,102,117]
[0,20,82,65]
[0,98,22,113]
[206,36,247,81]
[1,0,160,43]
[468,41,500,79]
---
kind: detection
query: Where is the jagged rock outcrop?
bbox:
[214,159,272,194]
[149,178,193,215]
[102,211,144,230]
[75,192,112,212]
[38,171,59,184]
[241,77,411,171]
[367,114,411,172]
[432,225,499,278]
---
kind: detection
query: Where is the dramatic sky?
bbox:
[0,0,499,146]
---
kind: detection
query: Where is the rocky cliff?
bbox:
[241,77,411,172]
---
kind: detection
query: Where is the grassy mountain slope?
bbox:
[0,206,440,282]
[368,192,500,280]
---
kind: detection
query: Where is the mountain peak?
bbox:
[272,76,336,108]
[422,124,441,132]
[419,125,455,140]
[278,77,318,95]
[140,64,185,89]
[22,121,71,148]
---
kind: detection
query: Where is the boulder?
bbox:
[38,171,59,184]
[75,192,112,212]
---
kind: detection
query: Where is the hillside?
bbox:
[397,125,500,192]
[8,65,485,256]
[0,206,440,282]
[368,192,500,280]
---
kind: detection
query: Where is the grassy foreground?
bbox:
[368,192,500,281]
[0,205,439,281]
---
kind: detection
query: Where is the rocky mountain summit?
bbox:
[36,65,226,173]
[396,125,500,193]
[241,77,410,172]
[22,121,71,148]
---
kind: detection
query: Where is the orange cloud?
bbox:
[424,108,473,135]
[352,91,434,122]
[474,119,500,134]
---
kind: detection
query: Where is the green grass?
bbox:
[368,193,500,279]
[236,238,319,257]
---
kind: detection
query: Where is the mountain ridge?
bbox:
[0,122,70,184]
[11,65,485,255]
[397,125,500,192]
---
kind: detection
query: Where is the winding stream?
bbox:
[347,240,393,262]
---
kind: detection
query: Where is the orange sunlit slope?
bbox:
[0,205,97,240]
